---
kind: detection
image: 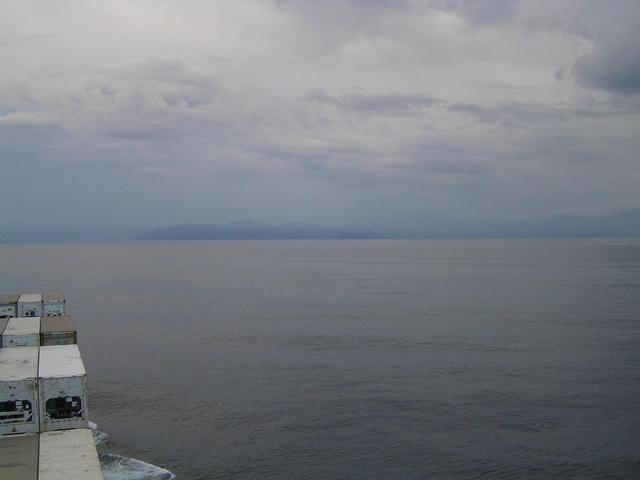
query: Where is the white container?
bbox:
[39,429,103,480]
[0,294,19,319]
[42,293,66,317]
[40,316,77,346]
[17,294,42,318]
[38,345,88,432]
[0,318,8,339]
[1,318,40,348]
[0,433,39,480]
[0,347,39,435]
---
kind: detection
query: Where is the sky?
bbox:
[1,0,639,227]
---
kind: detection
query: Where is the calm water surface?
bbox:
[1,239,639,479]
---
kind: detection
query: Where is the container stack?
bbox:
[40,316,77,346]
[42,293,66,318]
[17,294,42,318]
[2,317,40,347]
[0,293,103,480]
[0,347,39,436]
[0,295,19,319]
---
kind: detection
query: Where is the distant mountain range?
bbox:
[0,225,150,244]
[137,222,382,240]
[1,208,639,243]
[138,208,640,240]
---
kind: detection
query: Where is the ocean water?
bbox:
[1,239,639,479]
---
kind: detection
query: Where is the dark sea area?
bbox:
[1,239,639,479]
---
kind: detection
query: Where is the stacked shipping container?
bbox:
[40,316,77,346]
[17,294,42,318]
[0,292,102,479]
[0,433,38,480]
[0,295,19,319]
[0,318,8,337]
[0,316,77,348]
[38,345,88,432]
[2,293,66,318]
[0,347,39,435]
[39,429,104,480]
[2,318,40,347]
[42,293,65,317]
[0,429,101,480]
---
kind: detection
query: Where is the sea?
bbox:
[1,238,639,479]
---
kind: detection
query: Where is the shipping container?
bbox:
[38,345,88,432]
[0,347,39,435]
[1,317,40,348]
[0,294,19,319]
[0,433,38,480]
[0,318,8,339]
[17,294,42,318]
[42,292,66,317]
[39,428,103,480]
[40,316,77,346]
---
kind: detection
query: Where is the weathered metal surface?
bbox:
[0,318,8,338]
[1,292,102,479]
[42,293,65,317]
[40,316,77,346]
[0,347,39,435]
[38,345,88,432]
[0,295,19,319]
[39,429,103,480]
[1,317,40,348]
[0,433,38,480]
[17,294,42,318]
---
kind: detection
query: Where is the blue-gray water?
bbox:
[1,239,639,479]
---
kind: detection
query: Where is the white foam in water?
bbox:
[89,421,110,446]
[90,422,176,480]
[100,454,176,480]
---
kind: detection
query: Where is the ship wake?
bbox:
[100,454,176,480]
[90,422,176,480]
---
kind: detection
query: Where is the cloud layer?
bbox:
[1,0,639,225]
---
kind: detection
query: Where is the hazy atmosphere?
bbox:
[2,0,640,227]
[2,4,640,478]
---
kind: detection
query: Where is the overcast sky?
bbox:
[1,0,639,226]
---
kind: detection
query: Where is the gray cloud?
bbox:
[447,102,576,127]
[574,43,640,95]
[0,0,639,225]
[304,90,442,116]
[433,0,520,26]
[442,0,640,96]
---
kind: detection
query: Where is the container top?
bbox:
[38,344,86,378]
[0,318,8,335]
[0,434,38,480]
[17,294,41,304]
[0,294,19,304]
[38,429,103,480]
[0,347,39,380]
[3,317,40,336]
[42,292,65,302]
[40,316,76,334]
